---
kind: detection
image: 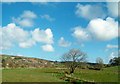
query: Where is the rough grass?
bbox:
[2,66,119,82]
[2,68,64,82]
[74,66,118,82]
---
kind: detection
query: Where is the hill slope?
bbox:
[1,54,55,68]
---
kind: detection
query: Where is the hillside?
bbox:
[1,54,110,69]
[1,54,55,68]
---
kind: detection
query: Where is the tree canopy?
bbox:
[62,49,87,74]
[109,57,120,66]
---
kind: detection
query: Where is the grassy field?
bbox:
[2,68,64,82]
[2,66,119,82]
[74,66,118,82]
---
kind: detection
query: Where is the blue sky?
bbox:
[1,2,119,63]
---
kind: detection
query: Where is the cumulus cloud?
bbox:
[40,14,55,21]
[41,44,54,52]
[72,17,118,41]
[0,23,29,49]
[19,39,36,48]
[58,37,71,47]
[75,2,119,20]
[0,23,54,50]
[88,17,118,41]
[13,18,34,27]
[72,26,91,41]
[75,3,106,20]
[12,10,37,27]
[32,28,54,44]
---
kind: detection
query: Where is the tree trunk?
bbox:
[70,67,74,74]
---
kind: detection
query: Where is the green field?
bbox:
[2,66,119,82]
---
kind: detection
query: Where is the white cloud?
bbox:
[40,14,55,21]
[72,17,118,41]
[0,23,29,49]
[41,44,54,52]
[75,3,106,20]
[5,23,29,42]
[107,2,118,17]
[32,28,54,44]
[58,37,71,47]
[12,10,37,27]
[13,18,34,27]
[75,2,119,19]
[19,39,36,48]
[0,23,54,50]
[21,10,37,19]
[106,44,118,49]
[72,26,91,41]
[88,17,118,41]
[0,37,12,50]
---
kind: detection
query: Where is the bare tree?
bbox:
[62,49,87,74]
[95,57,104,70]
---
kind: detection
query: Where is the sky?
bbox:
[0,1,119,63]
